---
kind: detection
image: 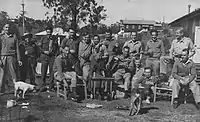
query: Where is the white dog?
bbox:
[13,79,35,99]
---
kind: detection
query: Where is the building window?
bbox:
[125,25,128,29]
[138,25,141,29]
[132,25,135,29]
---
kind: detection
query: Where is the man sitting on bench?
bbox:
[171,48,200,109]
[53,46,77,101]
[113,46,135,98]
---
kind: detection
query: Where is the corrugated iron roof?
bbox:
[120,20,156,25]
[169,8,200,25]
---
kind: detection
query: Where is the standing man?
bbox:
[19,33,39,85]
[123,31,143,59]
[0,23,22,94]
[103,29,116,56]
[145,29,165,76]
[160,28,195,77]
[38,26,58,89]
[79,33,92,92]
[61,28,81,75]
[171,49,200,109]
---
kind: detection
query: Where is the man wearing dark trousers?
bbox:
[38,26,58,89]
[19,33,39,85]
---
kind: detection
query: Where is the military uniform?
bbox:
[0,33,20,92]
[39,35,59,86]
[19,39,39,85]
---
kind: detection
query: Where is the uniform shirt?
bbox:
[0,33,20,60]
[78,41,92,66]
[61,37,79,56]
[91,43,108,60]
[145,39,165,58]
[172,59,196,79]
[123,40,142,54]
[102,38,117,56]
[53,54,74,81]
[133,67,144,78]
[39,36,58,55]
[115,55,135,73]
[170,37,195,57]
[19,41,38,57]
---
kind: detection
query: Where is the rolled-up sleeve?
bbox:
[172,61,181,80]
[188,63,196,83]
[188,39,195,58]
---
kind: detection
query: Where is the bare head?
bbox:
[175,27,184,40]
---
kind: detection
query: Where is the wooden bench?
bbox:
[91,77,114,99]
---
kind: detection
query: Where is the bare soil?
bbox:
[0,91,200,122]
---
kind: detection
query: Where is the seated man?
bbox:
[171,49,200,109]
[131,58,144,89]
[132,67,157,104]
[53,46,77,101]
[113,46,135,98]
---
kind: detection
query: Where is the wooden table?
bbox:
[91,77,114,98]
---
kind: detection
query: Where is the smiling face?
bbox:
[175,29,184,40]
[93,36,100,45]
[151,31,157,41]
[3,24,9,34]
[144,68,152,78]
[131,32,137,41]
[69,29,75,38]
[181,50,189,63]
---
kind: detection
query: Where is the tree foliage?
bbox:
[42,0,107,33]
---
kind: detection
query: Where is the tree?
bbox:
[42,0,107,34]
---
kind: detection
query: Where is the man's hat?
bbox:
[22,33,33,39]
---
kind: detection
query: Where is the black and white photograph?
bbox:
[0,0,200,121]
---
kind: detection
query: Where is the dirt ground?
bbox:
[0,90,200,122]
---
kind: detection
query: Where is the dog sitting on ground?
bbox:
[129,86,152,116]
[13,79,36,99]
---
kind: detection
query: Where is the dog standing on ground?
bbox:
[13,79,36,99]
[129,87,151,116]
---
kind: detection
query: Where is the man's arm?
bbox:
[160,40,165,56]
[144,41,150,54]
[188,39,195,58]
[128,58,136,73]
[172,61,182,81]
[15,36,20,61]
[123,41,128,48]
[188,62,196,84]
[169,40,174,58]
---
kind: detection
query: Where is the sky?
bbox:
[0,0,200,25]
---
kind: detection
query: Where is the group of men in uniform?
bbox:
[0,22,199,109]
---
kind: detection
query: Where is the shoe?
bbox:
[143,99,151,104]
[107,92,112,101]
[173,98,179,109]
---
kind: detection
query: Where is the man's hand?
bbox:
[44,51,49,54]
[70,50,75,53]
[106,63,110,69]
[25,51,28,55]
[18,61,22,66]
